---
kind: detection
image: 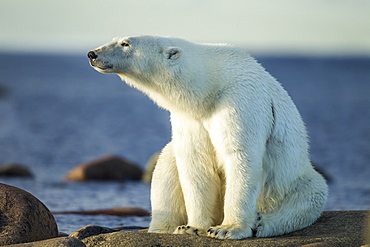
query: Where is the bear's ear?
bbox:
[164,47,182,60]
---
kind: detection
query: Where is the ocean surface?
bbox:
[0,53,369,234]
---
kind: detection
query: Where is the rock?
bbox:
[58,232,69,237]
[366,213,370,245]
[69,225,148,242]
[80,211,369,247]
[53,207,150,217]
[69,225,115,240]
[0,163,33,177]
[64,155,142,182]
[142,152,159,183]
[112,226,148,231]
[301,242,335,247]
[4,237,86,247]
[0,183,59,245]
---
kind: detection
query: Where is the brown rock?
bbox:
[366,212,370,245]
[0,163,33,177]
[0,183,59,245]
[64,155,142,182]
[81,211,369,247]
[68,225,148,242]
[52,207,150,217]
[301,242,335,247]
[69,225,114,240]
[4,237,86,247]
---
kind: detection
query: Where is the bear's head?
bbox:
[88,35,184,83]
[88,35,230,114]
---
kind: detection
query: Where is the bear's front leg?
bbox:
[205,107,268,239]
[149,142,187,233]
[205,160,261,240]
[171,114,223,233]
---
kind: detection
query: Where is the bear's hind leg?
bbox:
[256,171,328,237]
[148,142,187,233]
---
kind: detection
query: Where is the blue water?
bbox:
[0,53,369,233]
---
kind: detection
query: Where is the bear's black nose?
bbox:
[88,51,97,59]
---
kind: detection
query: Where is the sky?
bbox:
[0,0,370,55]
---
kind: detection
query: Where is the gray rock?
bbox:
[0,183,58,245]
[0,163,33,178]
[81,211,369,247]
[4,237,85,247]
[64,155,142,182]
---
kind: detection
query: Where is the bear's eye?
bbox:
[121,42,130,47]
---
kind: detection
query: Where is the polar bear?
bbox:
[88,35,328,239]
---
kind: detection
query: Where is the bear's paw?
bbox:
[207,224,253,239]
[173,225,207,236]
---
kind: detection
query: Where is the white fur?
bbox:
[89,35,328,239]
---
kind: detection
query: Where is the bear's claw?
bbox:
[173,225,206,236]
[207,225,253,239]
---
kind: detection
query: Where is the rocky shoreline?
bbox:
[1,155,369,246]
[0,183,369,247]
[3,211,370,247]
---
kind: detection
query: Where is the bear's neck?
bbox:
[121,75,219,119]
